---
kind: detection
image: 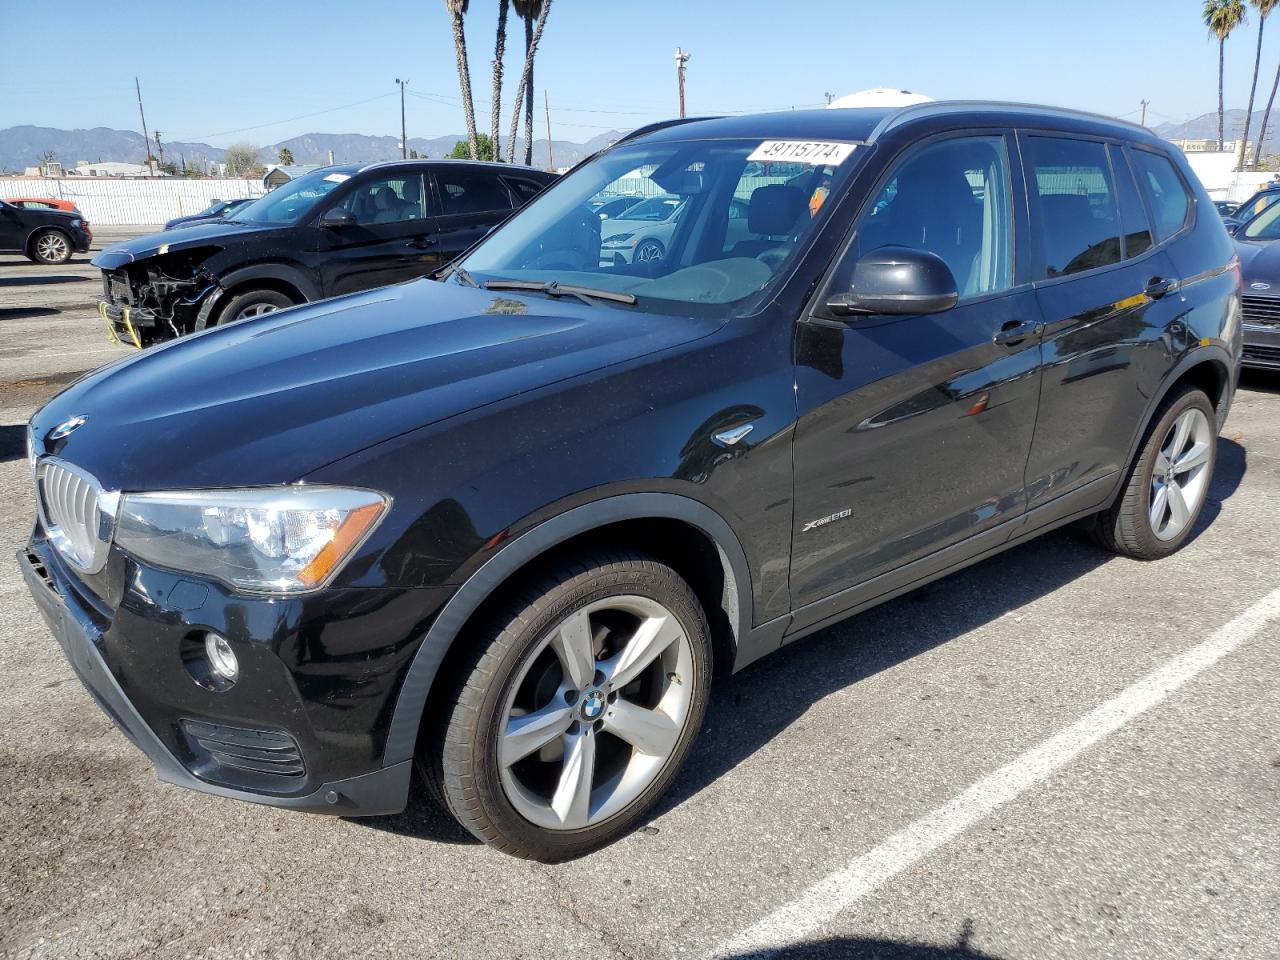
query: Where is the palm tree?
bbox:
[1240,0,1279,169]
[445,0,480,160]
[507,0,552,164]
[491,0,510,161]
[1256,58,1280,168]
[1205,0,1247,151]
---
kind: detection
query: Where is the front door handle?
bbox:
[1144,276,1178,300]
[407,236,436,250]
[992,319,1040,346]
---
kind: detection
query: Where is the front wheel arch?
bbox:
[383,493,754,768]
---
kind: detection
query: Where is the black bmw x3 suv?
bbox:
[23,102,1241,861]
[93,159,554,347]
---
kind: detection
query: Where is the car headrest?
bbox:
[748,184,808,236]
[373,186,396,210]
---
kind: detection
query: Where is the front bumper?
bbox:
[1242,322,1280,369]
[97,299,151,348]
[17,540,422,816]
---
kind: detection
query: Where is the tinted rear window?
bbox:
[1131,150,1191,241]
[1110,145,1154,259]
[1026,137,1122,278]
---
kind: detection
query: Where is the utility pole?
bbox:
[1140,99,1149,127]
[154,130,164,170]
[675,47,691,119]
[396,78,409,158]
[135,77,155,173]
[544,89,554,170]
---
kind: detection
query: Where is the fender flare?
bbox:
[381,492,755,766]
[1109,344,1235,503]
[195,263,320,329]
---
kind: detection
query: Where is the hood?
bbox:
[32,278,719,491]
[92,219,280,269]
[1234,238,1280,284]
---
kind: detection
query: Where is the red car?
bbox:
[5,197,81,215]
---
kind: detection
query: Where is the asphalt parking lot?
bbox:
[1,236,1278,960]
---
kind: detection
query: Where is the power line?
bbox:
[175,92,397,142]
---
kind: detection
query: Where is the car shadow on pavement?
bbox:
[1238,369,1280,395]
[361,440,1246,850]
[726,927,1004,958]
[0,307,61,321]
[0,424,27,462]
[0,275,90,287]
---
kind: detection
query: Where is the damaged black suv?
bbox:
[94,159,554,346]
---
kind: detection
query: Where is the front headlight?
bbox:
[114,486,389,594]
[601,233,635,247]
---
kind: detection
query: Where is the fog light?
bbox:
[205,632,238,681]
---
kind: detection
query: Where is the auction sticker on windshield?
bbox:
[748,141,857,164]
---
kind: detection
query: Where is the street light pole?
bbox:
[675,48,691,119]
[396,78,409,158]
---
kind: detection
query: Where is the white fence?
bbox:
[0,178,267,225]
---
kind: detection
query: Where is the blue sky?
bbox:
[3,0,1280,146]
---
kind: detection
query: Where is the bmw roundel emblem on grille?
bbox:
[48,415,87,441]
[1251,281,1272,291]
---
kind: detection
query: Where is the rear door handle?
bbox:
[992,319,1041,346]
[1144,276,1178,300]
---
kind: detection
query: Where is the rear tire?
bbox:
[1092,386,1217,560]
[28,229,72,265]
[215,288,294,326]
[423,551,712,861]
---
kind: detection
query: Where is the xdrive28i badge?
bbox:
[48,415,88,441]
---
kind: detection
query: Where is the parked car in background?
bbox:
[599,194,686,263]
[0,198,92,263]
[590,194,645,220]
[164,197,255,231]
[1225,184,1280,234]
[93,159,555,347]
[24,103,1239,862]
[1214,200,1238,218]
[1231,200,1280,369]
[5,197,81,214]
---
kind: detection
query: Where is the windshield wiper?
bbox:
[483,278,637,306]
[437,262,479,287]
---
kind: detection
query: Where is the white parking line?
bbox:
[713,584,1280,958]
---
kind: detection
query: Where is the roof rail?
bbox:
[866,100,1153,144]
[614,116,725,147]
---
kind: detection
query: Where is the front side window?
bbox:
[1026,137,1122,278]
[459,137,861,313]
[1242,198,1280,240]
[855,135,1013,297]
[335,174,427,225]
[1131,150,1191,242]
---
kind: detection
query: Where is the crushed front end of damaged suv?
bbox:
[98,243,223,346]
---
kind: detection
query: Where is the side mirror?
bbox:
[319,207,357,229]
[827,246,959,317]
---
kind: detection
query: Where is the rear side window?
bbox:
[1131,150,1191,241]
[435,169,515,215]
[1025,136,1122,278]
[503,177,544,203]
[1110,145,1154,259]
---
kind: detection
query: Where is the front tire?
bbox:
[1093,386,1217,560]
[215,288,294,326]
[29,229,72,264]
[424,552,712,861]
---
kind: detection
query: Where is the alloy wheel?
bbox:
[1149,407,1212,541]
[36,233,69,262]
[497,595,694,831]
[234,302,281,321]
[635,241,663,263]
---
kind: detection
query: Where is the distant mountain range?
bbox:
[1152,108,1280,150]
[0,125,626,174]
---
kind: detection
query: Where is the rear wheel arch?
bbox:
[382,493,753,768]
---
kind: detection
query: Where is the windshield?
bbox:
[230,170,349,225]
[459,138,859,314]
[1242,198,1280,240]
